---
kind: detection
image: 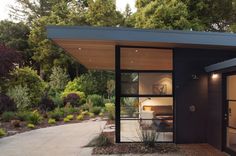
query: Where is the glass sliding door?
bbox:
[226,75,236,154]
[119,47,174,142]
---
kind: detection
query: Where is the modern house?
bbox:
[47,26,236,155]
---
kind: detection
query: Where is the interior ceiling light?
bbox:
[135,49,138,53]
[78,47,82,50]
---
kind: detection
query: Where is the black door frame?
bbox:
[222,72,236,156]
[115,45,176,143]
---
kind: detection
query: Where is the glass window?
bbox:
[120,97,139,118]
[121,73,138,95]
[139,73,172,95]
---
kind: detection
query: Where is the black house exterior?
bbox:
[47,26,236,155]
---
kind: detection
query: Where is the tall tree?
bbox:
[28,0,87,79]
[0,20,32,66]
[134,0,201,30]
[121,4,135,27]
[86,0,123,26]
[182,0,236,32]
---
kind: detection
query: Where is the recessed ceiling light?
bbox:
[135,50,138,53]
[78,47,82,50]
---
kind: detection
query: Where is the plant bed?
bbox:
[0,115,104,138]
[93,142,179,155]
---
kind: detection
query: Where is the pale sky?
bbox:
[0,0,136,21]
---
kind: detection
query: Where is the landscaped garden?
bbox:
[0,45,115,138]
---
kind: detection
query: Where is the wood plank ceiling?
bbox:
[53,39,173,70]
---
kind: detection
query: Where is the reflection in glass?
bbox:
[121,73,138,94]
[120,97,139,118]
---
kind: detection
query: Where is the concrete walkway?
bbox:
[0,120,106,156]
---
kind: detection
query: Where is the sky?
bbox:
[0,0,136,21]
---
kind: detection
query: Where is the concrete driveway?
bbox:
[0,120,106,156]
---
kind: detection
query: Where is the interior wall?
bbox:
[174,48,236,147]
[139,73,172,95]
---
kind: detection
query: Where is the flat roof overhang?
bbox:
[47,26,236,70]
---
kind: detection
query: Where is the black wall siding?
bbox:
[208,74,223,150]
[174,48,236,148]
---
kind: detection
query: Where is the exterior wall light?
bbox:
[212,73,219,79]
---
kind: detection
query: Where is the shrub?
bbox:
[39,95,55,111]
[16,111,31,121]
[27,111,42,125]
[49,66,69,93]
[7,85,31,110]
[64,78,82,93]
[66,114,74,120]
[89,112,95,118]
[99,112,104,117]
[87,94,103,107]
[87,133,112,147]
[0,128,6,137]
[90,106,101,115]
[27,123,35,129]
[138,129,159,147]
[51,93,63,107]
[0,93,16,114]
[48,118,56,124]
[62,105,78,115]
[63,93,80,107]
[1,111,15,122]
[105,103,115,120]
[81,111,89,116]
[11,120,21,127]
[76,114,84,120]
[8,67,46,106]
[48,108,64,121]
[63,117,70,122]
[61,91,85,107]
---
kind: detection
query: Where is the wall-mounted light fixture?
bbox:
[211,73,219,79]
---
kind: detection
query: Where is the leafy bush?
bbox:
[48,118,56,124]
[89,112,95,118]
[7,85,31,110]
[27,111,42,125]
[0,93,16,114]
[62,105,78,115]
[81,111,89,116]
[0,128,6,137]
[27,123,35,129]
[16,111,31,121]
[66,114,74,120]
[61,91,85,106]
[105,103,115,120]
[64,78,82,92]
[48,108,64,121]
[138,129,159,147]
[39,95,55,111]
[63,93,80,107]
[63,117,70,122]
[11,120,21,127]
[76,114,84,120]
[8,67,46,106]
[87,94,104,107]
[90,106,101,115]
[1,111,15,122]
[87,133,112,147]
[51,93,63,107]
[99,112,104,117]
[49,66,69,93]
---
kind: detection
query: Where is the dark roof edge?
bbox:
[205,58,236,72]
[46,25,236,37]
